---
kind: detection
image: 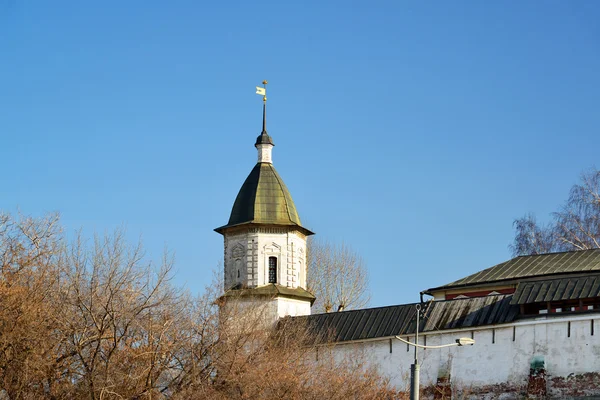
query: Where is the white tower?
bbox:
[215,87,314,319]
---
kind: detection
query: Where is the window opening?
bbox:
[268,257,277,283]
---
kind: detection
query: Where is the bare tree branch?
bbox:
[511,168,600,256]
[307,238,370,313]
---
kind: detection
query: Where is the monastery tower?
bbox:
[215,85,315,319]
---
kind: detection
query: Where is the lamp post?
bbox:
[395,304,475,400]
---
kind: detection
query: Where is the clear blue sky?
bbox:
[1,1,599,306]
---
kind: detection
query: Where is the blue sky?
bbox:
[1,1,599,306]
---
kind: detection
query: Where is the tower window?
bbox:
[268,257,277,283]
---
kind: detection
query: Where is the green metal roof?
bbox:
[215,162,312,234]
[221,284,316,304]
[255,132,274,145]
[510,273,600,305]
[292,295,518,344]
[427,249,600,293]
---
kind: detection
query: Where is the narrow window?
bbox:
[512,326,516,342]
[471,331,474,339]
[406,337,409,352]
[237,270,240,278]
[492,329,495,344]
[592,320,595,336]
[268,257,277,283]
[423,335,427,350]
[568,321,571,338]
[389,338,393,353]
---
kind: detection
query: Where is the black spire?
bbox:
[262,101,267,134]
[255,86,274,146]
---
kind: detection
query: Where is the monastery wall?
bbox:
[329,314,600,398]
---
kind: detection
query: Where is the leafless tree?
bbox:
[0,212,394,399]
[0,212,64,399]
[173,303,396,400]
[307,238,370,313]
[511,168,600,256]
[55,230,185,399]
[510,213,556,256]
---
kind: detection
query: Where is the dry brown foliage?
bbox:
[0,212,393,399]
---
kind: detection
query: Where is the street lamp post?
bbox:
[411,304,421,400]
[395,304,475,400]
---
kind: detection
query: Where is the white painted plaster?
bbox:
[222,227,311,323]
[223,228,307,290]
[328,316,600,392]
[256,143,273,163]
[273,297,312,318]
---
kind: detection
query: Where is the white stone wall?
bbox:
[221,296,312,333]
[222,227,311,322]
[223,227,307,290]
[274,297,312,318]
[327,314,600,392]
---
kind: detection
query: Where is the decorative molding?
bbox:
[231,243,245,259]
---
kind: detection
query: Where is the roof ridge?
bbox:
[426,248,600,293]
[303,301,422,317]
[517,248,600,258]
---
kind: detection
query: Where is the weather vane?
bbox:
[255,80,268,103]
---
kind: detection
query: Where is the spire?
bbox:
[255,80,274,163]
[262,100,267,134]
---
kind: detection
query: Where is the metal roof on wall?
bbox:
[427,249,600,292]
[292,294,518,344]
[511,274,600,305]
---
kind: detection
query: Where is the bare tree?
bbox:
[55,230,185,399]
[509,213,556,256]
[307,238,370,313]
[0,212,64,399]
[0,212,393,399]
[511,168,600,256]
[173,302,396,400]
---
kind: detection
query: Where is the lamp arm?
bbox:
[394,336,460,350]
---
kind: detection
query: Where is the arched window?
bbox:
[268,256,277,283]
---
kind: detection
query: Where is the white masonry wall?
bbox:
[328,314,600,394]
[223,227,307,290]
[221,295,312,332]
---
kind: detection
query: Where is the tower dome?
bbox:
[215,102,313,236]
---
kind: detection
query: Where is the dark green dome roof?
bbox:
[255,132,274,145]
[215,162,312,234]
